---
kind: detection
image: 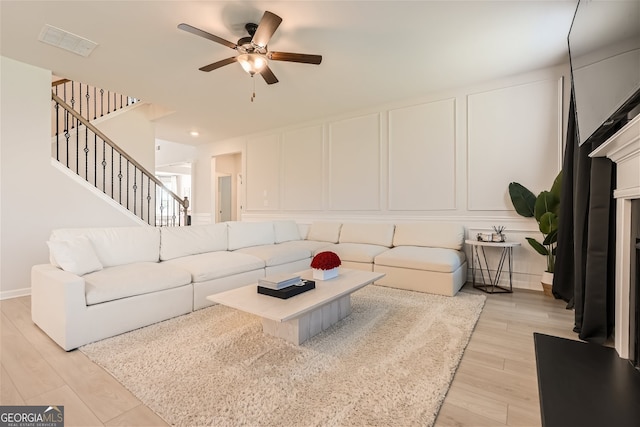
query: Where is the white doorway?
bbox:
[217,175,232,222]
[212,152,242,222]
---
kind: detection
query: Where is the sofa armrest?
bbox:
[31,264,87,351]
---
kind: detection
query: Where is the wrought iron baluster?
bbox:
[94,134,98,187]
[70,82,75,130]
[126,161,130,209]
[93,87,97,120]
[118,155,123,204]
[85,84,90,122]
[54,99,60,161]
[100,88,104,117]
[140,173,145,221]
[78,82,82,119]
[133,166,138,214]
[64,111,70,168]
[75,116,79,174]
[84,125,89,180]
[102,140,107,193]
[111,146,114,200]
[147,178,152,225]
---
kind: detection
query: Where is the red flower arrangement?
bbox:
[310,251,341,270]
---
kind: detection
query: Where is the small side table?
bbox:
[465,239,520,294]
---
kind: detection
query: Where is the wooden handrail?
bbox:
[52,79,71,87]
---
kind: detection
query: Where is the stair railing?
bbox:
[51,92,189,226]
[52,79,139,128]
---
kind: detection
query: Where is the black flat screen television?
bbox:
[569,0,640,146]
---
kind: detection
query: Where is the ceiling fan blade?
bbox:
[260,66,279,85]
[251,11,282,48]
[178,23,237,50]
[269,51,322,65]
[199,57,237,72]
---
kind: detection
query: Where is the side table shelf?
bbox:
[465,239,521,294]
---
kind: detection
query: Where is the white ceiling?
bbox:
[0,1,578,145]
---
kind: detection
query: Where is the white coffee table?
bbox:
[206,268,384,345]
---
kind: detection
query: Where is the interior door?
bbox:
[218,175,232,222]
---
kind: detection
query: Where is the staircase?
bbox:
[51,79,189,226]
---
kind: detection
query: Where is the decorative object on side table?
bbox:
[310,251,341,280]
[508,170,562,296]
[477,226,506,243]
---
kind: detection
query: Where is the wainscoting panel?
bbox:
[282,126,324,211]
[467,78,561,211]
[246,134,280,211]
[328,114,381,211]
[388,98,456,210]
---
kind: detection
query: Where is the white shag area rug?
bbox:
[80,285,485,427]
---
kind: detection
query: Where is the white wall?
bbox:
[191,65,569,290]
[97,104,156,172]
[0,56,146,299]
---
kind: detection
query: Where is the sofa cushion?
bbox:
[160,224,227,261]
[227,221,275,250]
[374,246,465,273]
[307,222,342,243]
[339,223,395,247]
[50,227,160,268]
[277,240,334,254]
[47,236,103,276]
[164,251,264,283]
[235,244,311,267]
[331,243,390,263]
[274,220,301,243]
[83,262,191,305]
[392,222,465,250]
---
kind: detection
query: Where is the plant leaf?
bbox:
[550,170,563,200]
[534,191,560,222]
[508,182,536,217]
[539,212,558,235]
[526,237,549,255]
[543,229,558,245]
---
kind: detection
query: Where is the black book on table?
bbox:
[257,280,315,299]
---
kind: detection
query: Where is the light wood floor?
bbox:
[1,284,576,426]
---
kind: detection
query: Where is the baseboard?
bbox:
[0,287,31,300]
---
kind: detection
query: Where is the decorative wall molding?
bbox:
[388,98,456,211]
[466,78,563,211]
[328,113,381,211]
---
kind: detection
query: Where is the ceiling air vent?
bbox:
[38,24,97,57]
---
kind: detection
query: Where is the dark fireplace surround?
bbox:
[634,235,640,369]
[590,113,640,363]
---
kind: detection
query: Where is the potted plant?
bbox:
[310,251,341,280]
[508,171,562,296]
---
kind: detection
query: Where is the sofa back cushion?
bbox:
[160,224,228,261]
[50,227,160,268]
[47,236,104,276]
[227,221,275,250]
[339,223,395,247]
[274,220,302,243]
[306,222,342,243]
[392,222,464,250]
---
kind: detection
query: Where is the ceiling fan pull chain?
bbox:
[251,75,256,102]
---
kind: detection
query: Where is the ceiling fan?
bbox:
[178,11,322,85]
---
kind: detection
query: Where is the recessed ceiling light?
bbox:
[38,24,98,57]
[189,131,199,137]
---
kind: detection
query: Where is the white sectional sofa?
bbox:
[32,220,466,350]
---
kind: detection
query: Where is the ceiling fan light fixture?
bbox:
[237,53,267,75]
